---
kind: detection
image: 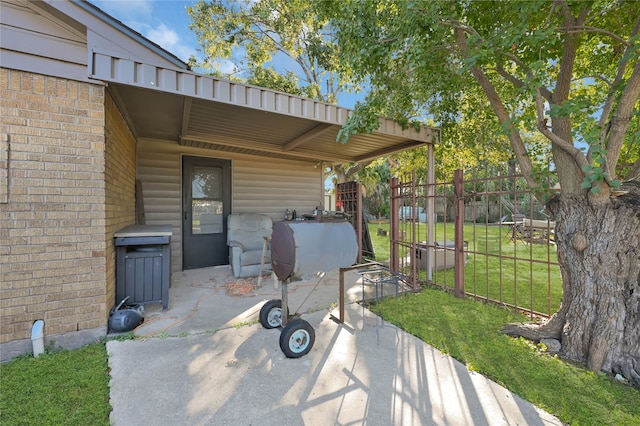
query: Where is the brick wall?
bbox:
[0,68,111,359]
[104,92,136,310]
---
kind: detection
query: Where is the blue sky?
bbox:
[88,0,362,108]
[90,1,202,65]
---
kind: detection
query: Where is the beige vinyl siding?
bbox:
[233,163,322,215]
[137,138,322,272]
[136,145,181,272]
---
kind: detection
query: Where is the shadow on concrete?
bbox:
[107,266,562,425]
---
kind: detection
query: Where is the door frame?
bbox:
[181,155,232,270]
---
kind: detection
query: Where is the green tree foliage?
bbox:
[187,0,523,187]
[357,159,392,217]
[188,0,385,185]
[319,1,640,387]
[319,0,640,197]
[187,0,340,102]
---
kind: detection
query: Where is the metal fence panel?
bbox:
[390,166,560,318]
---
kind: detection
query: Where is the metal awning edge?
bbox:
[89,52,439,144]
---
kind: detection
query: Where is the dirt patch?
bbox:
[224,279,257,296]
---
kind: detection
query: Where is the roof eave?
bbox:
[71,0,189,70]
[89,52,439,144]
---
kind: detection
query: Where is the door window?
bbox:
[191,166,223,234]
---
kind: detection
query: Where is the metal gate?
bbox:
[389,167,561,319]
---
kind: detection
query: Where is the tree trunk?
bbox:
[330,162,372,185]
[504,192,640,387]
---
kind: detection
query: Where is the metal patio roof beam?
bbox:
[182,133,352,163]
[353,140,427,163]
[282,123,335,152]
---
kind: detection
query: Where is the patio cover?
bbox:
[89,53,439,164]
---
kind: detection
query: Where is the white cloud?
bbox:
[145,23,196,62]
[147,24,179,46]
[89,0,199,63]
[216,59,237,75]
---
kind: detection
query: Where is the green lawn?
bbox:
[367,221,638,424]
[3,293,636,426]
[1,224,635,425]
[368,222,562,316]
[370,288,640,425]
[0,344,111,425]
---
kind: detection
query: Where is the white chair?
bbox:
[227,214,273,278]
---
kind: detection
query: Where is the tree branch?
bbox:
[558,0,573,22]
[578,75,612,89]
[450,17,558,104]
[535,90,588,170]
[554,3,588,104]
[604,59,640,177]
[625,157,640,182]
[454,27,538,190]
[598,17,640,133]
[495,63,554,102]
[495,62,525,87]
[557,26,631,46]
[545,2,593,194]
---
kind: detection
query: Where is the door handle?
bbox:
[184,212,188,221]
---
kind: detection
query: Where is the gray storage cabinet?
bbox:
[114,225,172,309]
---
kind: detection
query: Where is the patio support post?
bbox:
[411,171,417,289]
[427,144,435,281]
[339,268,345,322]
[454,169,465,298]
[357,182,363,263]
[390,177,399,273]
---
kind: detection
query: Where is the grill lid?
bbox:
[270,221,358,281]
[271,221,296,281]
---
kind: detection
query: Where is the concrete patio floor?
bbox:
[106,265,562,425]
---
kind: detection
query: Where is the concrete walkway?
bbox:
[107,266,562,425]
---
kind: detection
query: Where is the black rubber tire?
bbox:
[259,299,282,329]
[279,319,315,358]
